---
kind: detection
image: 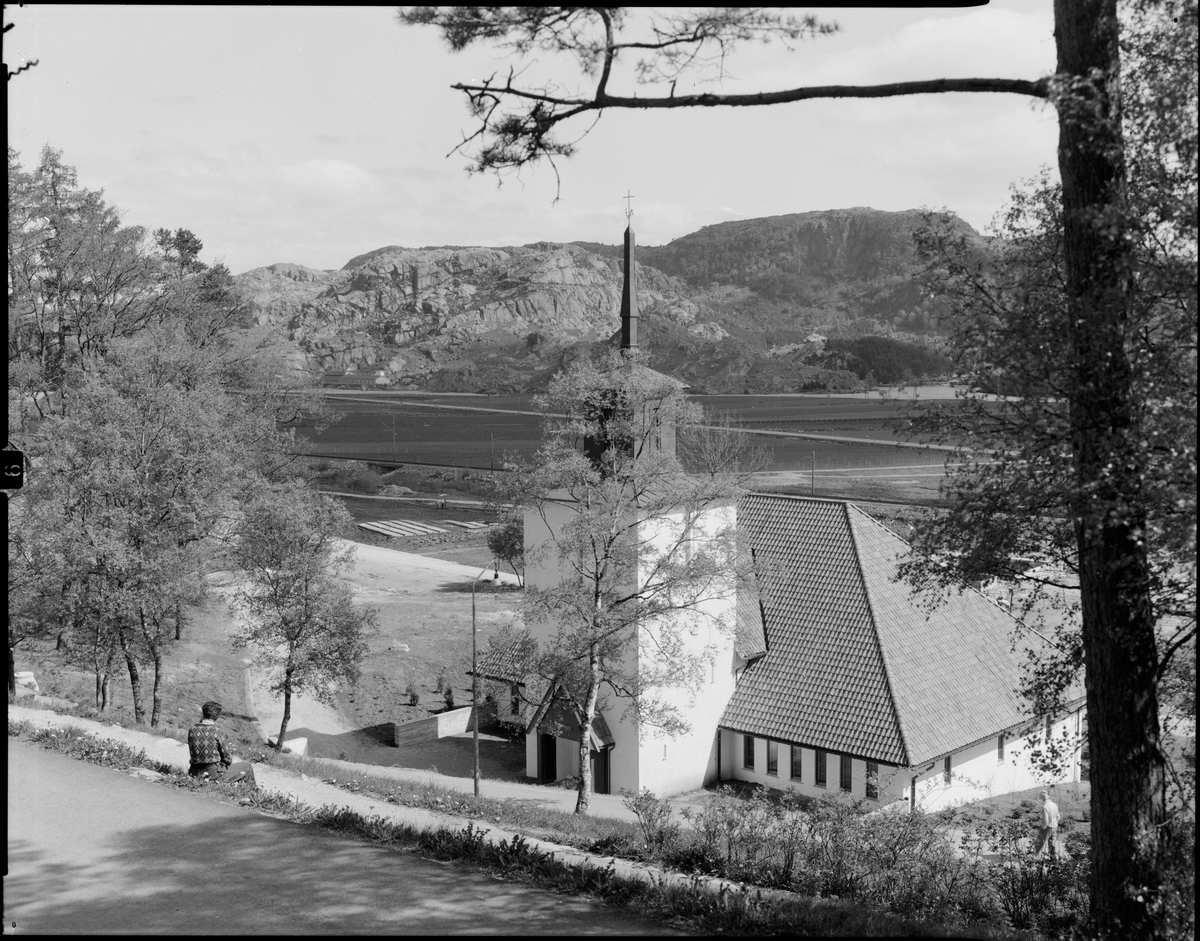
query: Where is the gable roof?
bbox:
[721,494,1076,767]
[527,682,616,750]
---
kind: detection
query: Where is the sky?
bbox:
[7,4,1061,275]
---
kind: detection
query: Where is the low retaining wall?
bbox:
[394,703,496,747]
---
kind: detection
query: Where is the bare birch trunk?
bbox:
[574,642,601,815]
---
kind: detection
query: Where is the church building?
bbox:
[479,217,1085,811]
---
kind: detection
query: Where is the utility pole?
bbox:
[470,559,500,798]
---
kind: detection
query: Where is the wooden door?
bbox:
[538,733,556,784]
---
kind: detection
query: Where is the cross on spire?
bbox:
[624,190,635,220]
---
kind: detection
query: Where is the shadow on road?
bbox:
[8,807,658,934]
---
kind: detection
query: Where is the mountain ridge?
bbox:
[232,207,972,393]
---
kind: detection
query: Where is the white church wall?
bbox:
[911,709,1084,812]
[522,496,739,797]
[721,732,906,805]
[633,503,739,796]
[722,707,1084,813]
[525,731,538,781]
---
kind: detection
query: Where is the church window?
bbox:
[743,735,755,770]
[790,745,803,781]
[767,741,779,776]
[840,754,853,792]
[815,749,827,786]
[866,761,879,800]
[944,755,952,784]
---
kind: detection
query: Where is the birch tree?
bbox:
[230,487,377,751]
[495,348,747,814]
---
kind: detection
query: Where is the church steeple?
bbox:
[619,220,638,350]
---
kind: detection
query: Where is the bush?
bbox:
[405,681,420,707]
[443,687,455,710]
[1152,816,1196,939]
[334,460,383,494]
[620,787,679,854]
[981,818,1089,932]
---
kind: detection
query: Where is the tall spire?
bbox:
[620,192,638,350]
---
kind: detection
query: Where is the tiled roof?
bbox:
[721,494,1067,766]
[722,496,907,764]
[472,636,534,685]
[735,557,768,660]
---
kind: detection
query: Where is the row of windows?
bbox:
[742,736,879,799]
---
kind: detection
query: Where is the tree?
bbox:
[486,510,525,586]
[8,146,175,423]
[402,5,1194,933]
[154,226,206,274]
[494,348,747,814]
[8,147,334,728]
[8,330,263,722]
[230,487,377,751]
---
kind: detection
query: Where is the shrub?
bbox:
[435,669,447,694]
[405,681,420,707]
[443,687,455,710]
[660,840,723,875]
[982,818,1089,932]
[620,787,679,854]
[1152,816,1195,939]
[334,460,383,494]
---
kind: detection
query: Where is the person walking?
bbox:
[1033,788,1060,860]
[187,700,257,787]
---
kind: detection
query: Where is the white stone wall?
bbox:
[721,706,1084,811]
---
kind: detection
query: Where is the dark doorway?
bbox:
[538,733,556,784]
[590,747,611,795]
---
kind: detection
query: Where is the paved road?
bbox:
[6,740,679,935]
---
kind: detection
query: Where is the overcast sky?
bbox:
[7,4,1060,275]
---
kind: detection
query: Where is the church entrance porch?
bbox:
[527,686,616,793]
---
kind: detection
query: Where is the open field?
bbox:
[296,390,989,505]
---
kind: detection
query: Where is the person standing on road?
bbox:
[188,700,257,787]
[1033,788,1060,860]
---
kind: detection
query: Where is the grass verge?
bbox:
[265,751,646,854]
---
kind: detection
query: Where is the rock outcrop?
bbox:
[231,208,980,393]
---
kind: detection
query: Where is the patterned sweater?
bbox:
[188,721,232,768]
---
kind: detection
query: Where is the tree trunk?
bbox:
[118,626,145,724]
[275,671,293,752]
[174,600,184,642]
[93,633,116,711]
[574,643,601,815]
[150,645,163,728]
[1053,0,1167,935]
[100,642,115,711]
[7,644,16,698]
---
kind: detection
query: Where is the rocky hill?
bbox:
[232,208,975,393]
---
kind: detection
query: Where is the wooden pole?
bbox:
[470,559,498,798]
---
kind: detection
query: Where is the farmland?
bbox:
[293,387,985,506]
